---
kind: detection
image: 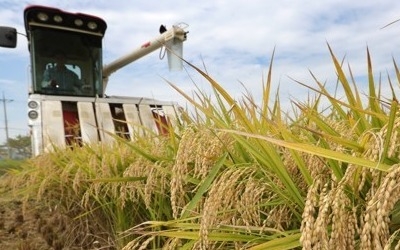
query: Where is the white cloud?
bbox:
[1,0,400,143]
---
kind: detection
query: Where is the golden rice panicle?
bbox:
[120,157,153,208]
[144,162,169,209]
[357,129,386,193]
[306,154,333,183]
[236,174,266,229]
[83,145,126,208]
[171,125,198,219]
[121,137,168,207]
[199,167,253,249]
[162,238,182,250]
[122,235,152,250]
[328,183,357,249]
[265,205,294,232]
[300,178,322,250]
[171,126,231,219]
[194,130,233,179]
[307,181,331,250]
[362,130,383,162]
[361,164,400,249]
[143,166,157,209]
[281,149,308,192]
[137,236,155,250]
[301,163,360,250]
[140,140,172,208]
[327,164,368,249]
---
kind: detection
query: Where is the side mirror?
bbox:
[0,26,17,48]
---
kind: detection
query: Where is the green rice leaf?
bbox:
[223,129,391,172]
[247,232,301,250]
[181,153,227,218]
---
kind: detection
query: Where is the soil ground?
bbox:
[0,198,63,249]
[0,192,114,249]
[0,159,117,250]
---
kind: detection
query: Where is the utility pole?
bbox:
[1,92,13,158]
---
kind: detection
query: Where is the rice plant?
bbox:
[2,44,400,249]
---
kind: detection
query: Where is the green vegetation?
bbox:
[3,46,400,249]
[0,159,24,175]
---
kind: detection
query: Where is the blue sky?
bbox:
[1,0,400,144]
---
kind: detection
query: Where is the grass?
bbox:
[2,45,400,249]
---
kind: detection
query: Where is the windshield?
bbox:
[30,27,103,97]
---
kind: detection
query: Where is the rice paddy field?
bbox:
[1,47,400,249]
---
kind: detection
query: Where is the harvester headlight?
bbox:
[53,15,63,23]
[87,21,97,30]
[28,100,38,109]
[28,110,39,119]
[74,19,83,27]
[37,12,49,22]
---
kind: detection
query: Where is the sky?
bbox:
[1,0,400,144]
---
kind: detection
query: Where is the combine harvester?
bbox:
[0,5,189,156]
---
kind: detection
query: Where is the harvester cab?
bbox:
[0,5,189,156]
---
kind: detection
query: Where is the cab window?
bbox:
[29,27,103,97]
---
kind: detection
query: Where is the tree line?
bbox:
[0,135,31,159]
